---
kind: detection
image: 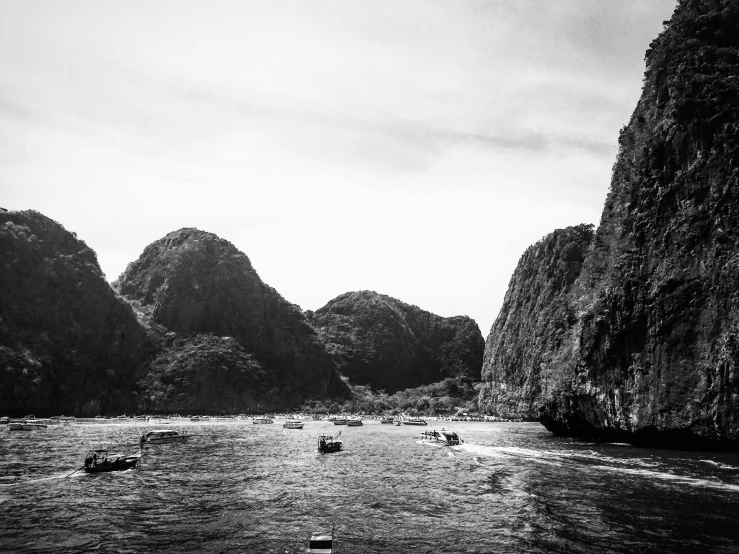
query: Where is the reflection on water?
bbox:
[1,421,738,553]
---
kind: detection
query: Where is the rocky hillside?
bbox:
[483,0,739,448]
[0,210,151,415]
[116,228,347,407]
[307,290,484,393]
[478,225,594,419]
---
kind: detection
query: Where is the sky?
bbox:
[1,0,677,335]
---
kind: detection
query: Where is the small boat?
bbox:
[317,434,343,454]
[307,528,334,553]
[147,417,170,425]
[421,429,463,446]
[141,429,188,444]
[9,420,48,430]
[84,449,141,473]
[402,417,427,426]
[253,417,274,424]
[346,418,363,426]
[284,420,305,429]
[380,417,394,424]
[333,418,347,426]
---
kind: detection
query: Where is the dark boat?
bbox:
[83,449,141,473]
[307,528,334,553]
[317,433,343,454]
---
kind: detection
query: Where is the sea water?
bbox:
[1,421,738,553]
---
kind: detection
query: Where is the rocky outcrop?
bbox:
[116,228,347,406]
[478,225,594,419]
[0,210,151,415]
[483,0,739,449]
[307,290,484,393]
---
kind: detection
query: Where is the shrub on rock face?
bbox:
[138,334,277,413]
[116,228,347,405]
[308,290,484,394]
[0,210,150,415]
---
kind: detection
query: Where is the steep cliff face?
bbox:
[0,210,151,415]
[116,228,346,406]
[523,0,739,448]
[478,225,594,419]
[307,290,484,393]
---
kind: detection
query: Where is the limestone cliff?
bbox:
[307,290,484,393]
[0,210,151,415]
[116,228,347,406]
[478,225,594,419]
[484,0,739,448]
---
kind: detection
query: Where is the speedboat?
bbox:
[333,418,347,425]
[253,417,274,424]
[147,417,170,425]
[346,418,363,426]
[141,429,188,444]
[284,420,304,429]
[9,420,48,430]
[421,429,463,446]
[84,449,141,473]
[402,417,427,426]
[317,434,343,454]
[307,528,334,553]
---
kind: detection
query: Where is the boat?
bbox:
[380,417,394,424]
[307,528,334,553]
[147,417,170,425]
[141,429,188,443]
[333,418,347,425]
[393,420,402,426]
[253,417,274,424]
[421,429,463,446]
[284,420,305,429]
[0,416,9,425]
[83,449,141,473]
[9,421,47,430]
[317,433,343,454]
[346,418,363,426]
[402,417,427,426]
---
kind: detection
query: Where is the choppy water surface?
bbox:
[1,421,738,553]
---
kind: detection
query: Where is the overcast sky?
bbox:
[1,0,677,334]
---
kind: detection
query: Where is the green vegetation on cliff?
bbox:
[483,0,739,448]
[0,210,151,415]
[307,290,484,394]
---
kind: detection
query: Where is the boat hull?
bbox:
[347,420,363,426]
[402,420,428,426]
[84,456,140,473]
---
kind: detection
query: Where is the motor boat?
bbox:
[253,417,274,424]
[84,449,141,473]
[402,417,428,426]
[317,434,343,454]
[346,418,363,426]
[284,420,304,429]
[141,429,188,444]
[420,429,463,446]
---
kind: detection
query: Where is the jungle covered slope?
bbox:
[478,225,594,420]
[116,228,348,409]
[307,290,484,393]
[483,0,739,449]
[0,209,151,415]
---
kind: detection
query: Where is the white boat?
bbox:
[402,417,427,426]
[141,429,188,444]
[253,417,274,424]
[9,421,47,430]
[421,429,463,446]
[147,417,171,425]
[283,420,304,429]
[307,529,334,553]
